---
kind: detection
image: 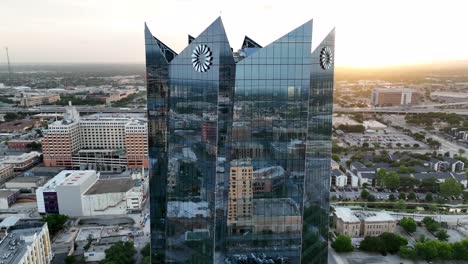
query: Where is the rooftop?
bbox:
[1,152,41,164]
[0,223,45,264]
[412,172,454,180]
[7,176,45,184]
[334,207,395,223]
[84,178,136,195]
[59,170,97,187]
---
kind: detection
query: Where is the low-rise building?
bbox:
[7,139,41,151]
[331,169,347,188]
[0,164,14,185]
[1,152,41,171]
[0,217,52,264]
[350,162,376,187]
[334,207,396,238]
[0,189,20,209]
[82,177,142,216]
[5,176,47,190]
[19,92,60,107]
[36,170,145,216]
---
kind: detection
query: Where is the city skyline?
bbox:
[1,0,468,66]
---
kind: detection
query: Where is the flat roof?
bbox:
[7,177,45,183]
[335,207,395,222]
[0,224,45,264]
[84,178,135,195]
[334,207,360,223]
[0,190,18,198]
[60,170,96,187]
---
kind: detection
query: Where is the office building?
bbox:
[333,207,396,238]
[146,17,334,263]
[19,92,60,107]
[371,88,421,106]
[43,103,148,171]
[0,217,53,264]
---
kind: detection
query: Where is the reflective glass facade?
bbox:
[145,18,335,264]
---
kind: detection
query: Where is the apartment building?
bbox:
[227,160,253,234]
[43,104,148,171]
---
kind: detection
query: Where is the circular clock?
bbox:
[319,46,333,70]
[192,44,213,72]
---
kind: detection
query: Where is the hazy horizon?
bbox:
[2,0,468,67]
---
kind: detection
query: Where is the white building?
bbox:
[36,170,144,216]
[36,170,81,214]
[56,170,98,217]
[334,207,396,238]
[82,177,142,216]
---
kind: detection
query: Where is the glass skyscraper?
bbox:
[145,17,334,264]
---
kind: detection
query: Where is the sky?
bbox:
[1,0,468,67]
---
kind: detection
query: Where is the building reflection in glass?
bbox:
[145,17,335,264]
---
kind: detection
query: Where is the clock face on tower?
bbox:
[319,46,333,70]
[192,44,213,72]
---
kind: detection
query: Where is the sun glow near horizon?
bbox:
[1,0,468,67]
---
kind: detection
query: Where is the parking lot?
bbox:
[341,128,428,149]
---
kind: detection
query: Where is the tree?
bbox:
[459,149,466,155]
[362,142,370,148]
[440,178,462,197]
[415,240,439,260]
[361,189,370,200]
[418,234,427,243]
[397,165,411,174]
[453,239,468,260]
[141,243,150,257]
[41,214,69,236]
[101,241,136,264]
[331,235,354,252]
[399,246,417,259]
[398,193,406,200]
[436,229,450,241]
[389,194,396,201]
[142,256,150,264]
[425,193,433,202]
[395,200,406,210]
[26,141,42,151]
[383,171,400,190]
[332,154,341,162]
[376,168,387,187]
[426,221,441,233]
[408,192,416,200]
[359,236,386,254]
[4,112,19,122]
[400,217,417,233]
[367,194,376,202]
[380,232,408,253]
[64,256,76,264]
